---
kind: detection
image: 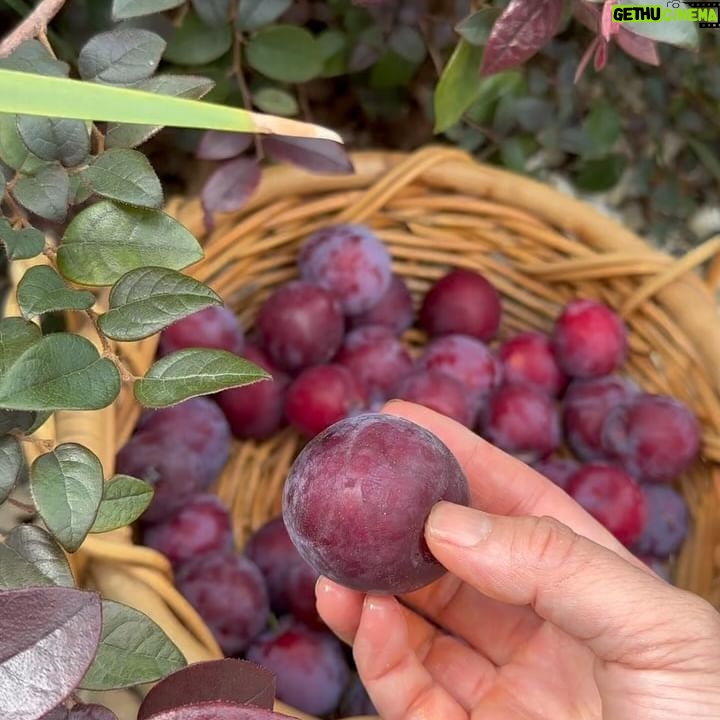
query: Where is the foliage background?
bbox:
[1,0,714,258]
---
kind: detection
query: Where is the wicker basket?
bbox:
[7,146,720,719]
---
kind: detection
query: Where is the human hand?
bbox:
[317,401,720,720]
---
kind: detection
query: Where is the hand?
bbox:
[316,400,720,720]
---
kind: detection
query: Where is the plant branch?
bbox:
[0,0,68,58]
[232,31,264,160]
[6,497,35,514]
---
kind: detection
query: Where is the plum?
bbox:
[215,345,289,440]
[142,494,233,568]
[339,674,377,716]
[175,550,269,655]
[245,618,350,717]
[158,305,245,357]
[419,334,502,412]
[551,299,627,378]
[350,274,414,335]
[601,393,701,483]
[393,369,473,427]
[286,560,322,629]
[116,397,231,522]
[298,223,392,315]
[631,484,689,558]
[567,463,646,546]
[282,413,470,594]
[479,385,560,463]
[285,364,366,437]
[498,331,567,397]
[532,457,580,491]
[255,281,344,372]
[244,516,306,615]
[562,376,637,461]
[419,269,502,341]
[335,325,414,403]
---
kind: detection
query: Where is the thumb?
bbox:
[425,501,707,664]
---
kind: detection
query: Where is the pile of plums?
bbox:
[119,222,701,717]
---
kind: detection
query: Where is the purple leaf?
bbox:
[573,0,600,32]
[262,137,354,175]
[0,586,102,720]
[593,37,608,71]
[196,131,253,161]
[481,0,565,75]
[138,659,276,720]
[70,705,117,720]
[201,158,261,216]
[615,28,660,65]
[145,704,295,720]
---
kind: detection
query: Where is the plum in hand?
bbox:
[282,413,470,594]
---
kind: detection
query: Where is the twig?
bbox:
[3,189,30,228]
[0,0,68,58]
[11,432,55,452]
[6,497,36,514]
[85,309,137,383]
[232,31,264,160]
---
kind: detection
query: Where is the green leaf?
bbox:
[97,267,221,341]
[57,202,203,286]
[0,316,42,374]
[317,29,348,77]
[0,333,121,411]
[80,599,186,690]
[0,436,24,504]
[0,70,342,144]
[11,164,69,223]
[104,74,215,149]
[112,0,185,20]
[388,26,427,65]
[16,265,96,320]
[191,0,230,27]
[252,87,299,117]
[246,26,323,83]
[164,10,233,65]
[582,103,621,157]
[30,443,104,553]
[134,349,269,408]
[78,29,166,85]
[455,8,502,46]
[619,0,699,49]
[0,525,75,590]
[80,149,163,208]
[90,475,154,533]
[433,40,484,133]
[68,174,94,205]
[0,113,47,172]
[16,116,90,167]
[0,221,45,260]
[236,0,292,31]
[574,154,627,192]
[0,409,50,436]
[0,40,69,77]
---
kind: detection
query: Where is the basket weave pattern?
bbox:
[9,147,720,719]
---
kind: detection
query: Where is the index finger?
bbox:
[381,400,638,561]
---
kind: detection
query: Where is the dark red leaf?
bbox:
[594,37,608,71]
[201,158,261,215]
[481,0,564,75]
[615,28,660,65]
[196,131,253,161]
[70,704,118,720]
[145,703,291,720]
[262,137,354,175]
[138,659,276,720]
[573,0,600,32]
[0,587,102,720]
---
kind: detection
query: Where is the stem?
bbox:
[6,497,35,514]
[3,189,30,228]
[232,31,264,160]
[86,310,137,382]
[11,433,55,452]
[0,0,68,58]
[91,126,105,155]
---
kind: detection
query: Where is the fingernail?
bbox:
[315,576,332,596]
[426,502,492,547]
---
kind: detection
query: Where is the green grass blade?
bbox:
[0,69,342,142]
